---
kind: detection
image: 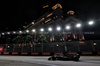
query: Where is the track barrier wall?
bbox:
[0,40,100,55]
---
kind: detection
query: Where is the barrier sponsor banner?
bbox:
[82,51,92,54]
[3,52,9,55]
[0,47,4,52]
[98,51,100,54]
[21,52,28,55]
[0,52,1,55]
[31,52,39,55]
[67,52,77,54]
[42,52,50,55]
[12,52,18,55]
[54,52,63,55]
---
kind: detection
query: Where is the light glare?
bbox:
[26,30,29,33]
[2,33,5,35]
[13,31,16,34]
[32,22,34,24]
[76,23,81,28]
[66,26,70,29]
[48,27,52,31]
[40,28,44,32]
[57,27,61,31]
[88,21,94,25]
[19,31,22,33]
[7,32,10,34]
[32,29,35,32]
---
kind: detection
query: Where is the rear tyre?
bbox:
[48,58,52,60]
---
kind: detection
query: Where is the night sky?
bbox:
[0,0,100,33]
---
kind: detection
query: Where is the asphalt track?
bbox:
[0,56,100,66]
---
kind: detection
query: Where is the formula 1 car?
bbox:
[48,54,80,61]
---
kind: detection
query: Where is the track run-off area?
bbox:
[0,56,100,66]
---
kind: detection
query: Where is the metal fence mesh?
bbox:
[0,40,100,52]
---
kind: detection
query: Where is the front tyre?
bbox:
[73,57,79,61]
